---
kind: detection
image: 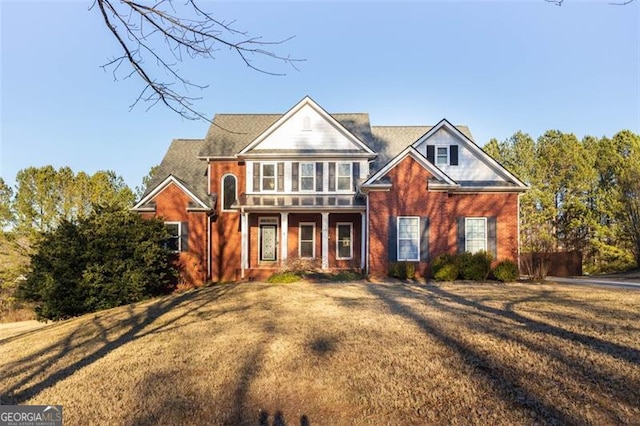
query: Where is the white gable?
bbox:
[243,100,371,154]
[414,126,510,183]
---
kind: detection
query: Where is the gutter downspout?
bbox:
[365,194,370,276]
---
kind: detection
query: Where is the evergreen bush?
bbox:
[18,206,176,320]
[492,260,519,282]
[459,251,493,281]
[431,253,459,281]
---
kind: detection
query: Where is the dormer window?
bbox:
[436,147,448,165]
[427,145,459,166]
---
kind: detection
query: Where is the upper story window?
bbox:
[222,174,237,211]
[261,163,276,191]
[427,144,459,166]
[336,162,352,191]
[300,162,315,191]
[436,147,448,165]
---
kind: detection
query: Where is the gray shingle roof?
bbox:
[369,125,474,172]
[141,139,211,207]
[143,110,477,205]
[199,113,376,157]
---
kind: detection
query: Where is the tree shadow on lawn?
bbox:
[1,283,240,405]
[366,284,640,424]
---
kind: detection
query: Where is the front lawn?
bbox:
[1,281,638,424]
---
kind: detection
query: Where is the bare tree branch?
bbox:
[90,0,303,122]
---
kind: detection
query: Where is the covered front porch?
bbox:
[236,195,366,279]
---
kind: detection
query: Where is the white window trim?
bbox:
[465,217,487,253]
[397,216,420,261]
[165,221,182,253]
[299,222,316,259]
[261,162,277,192]
[336,162,352,192]
[221,173,237,212]
[336,222,353,260]
[299,162,315,192]
[436,146,449,165]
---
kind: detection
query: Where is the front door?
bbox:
[260,225,277,261]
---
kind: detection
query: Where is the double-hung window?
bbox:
[261,163,276,191]
[164,222,181,252]
[336,163,352,191]
[436,147,448,165]
[397,217,419,261]
[300,163,315,191]
[299,223,315,258]
[465,218,487,253]
[336,223,353,259]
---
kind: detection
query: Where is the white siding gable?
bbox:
[249,104,362,152]
[414,127,505,182]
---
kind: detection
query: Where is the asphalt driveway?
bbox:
[548,275,640,290]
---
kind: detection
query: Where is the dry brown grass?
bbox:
[1,281,639,425]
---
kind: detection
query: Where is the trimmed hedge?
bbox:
[492,260,519,282]
[431,253,459,281]
[388,262,416,279]
[431,252,517,282]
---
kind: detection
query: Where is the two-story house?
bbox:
[133,96,527,284]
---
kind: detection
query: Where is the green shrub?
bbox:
[388,262,416,279]
[431,253,459,281]
[267,271,301,283]
[459,251,493,281]
[491,260,519,282]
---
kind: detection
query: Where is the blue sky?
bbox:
[1,1,638,191]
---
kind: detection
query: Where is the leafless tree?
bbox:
[92,0,303,121]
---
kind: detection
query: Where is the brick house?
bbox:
[133,96,527,284]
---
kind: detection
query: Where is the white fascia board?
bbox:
[413,119,527,189]
[238,152,377,160]
[238,96,377,156]
[132,175,210,210]
[362,146,457,187]
[197,156,236,161]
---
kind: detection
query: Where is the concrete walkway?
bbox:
[548,276,640,290]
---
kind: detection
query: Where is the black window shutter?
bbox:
[253,162,261,192]
[388,216,397,261]
[292,162,299,191]
[488,217,497,258]
[450,145,459,166]
[352,162,360,190]
[180,221,189,252]
[420,217,430,262]
[316,162,323,192]
[328,162,336,191]
[426,145,435,164]
[457,217,466,253]
[277,162,284,192]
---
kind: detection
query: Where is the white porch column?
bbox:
[361,212,366,270]
[321,212,329,269]
[241,212,249,278]
[280,212,289,264]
